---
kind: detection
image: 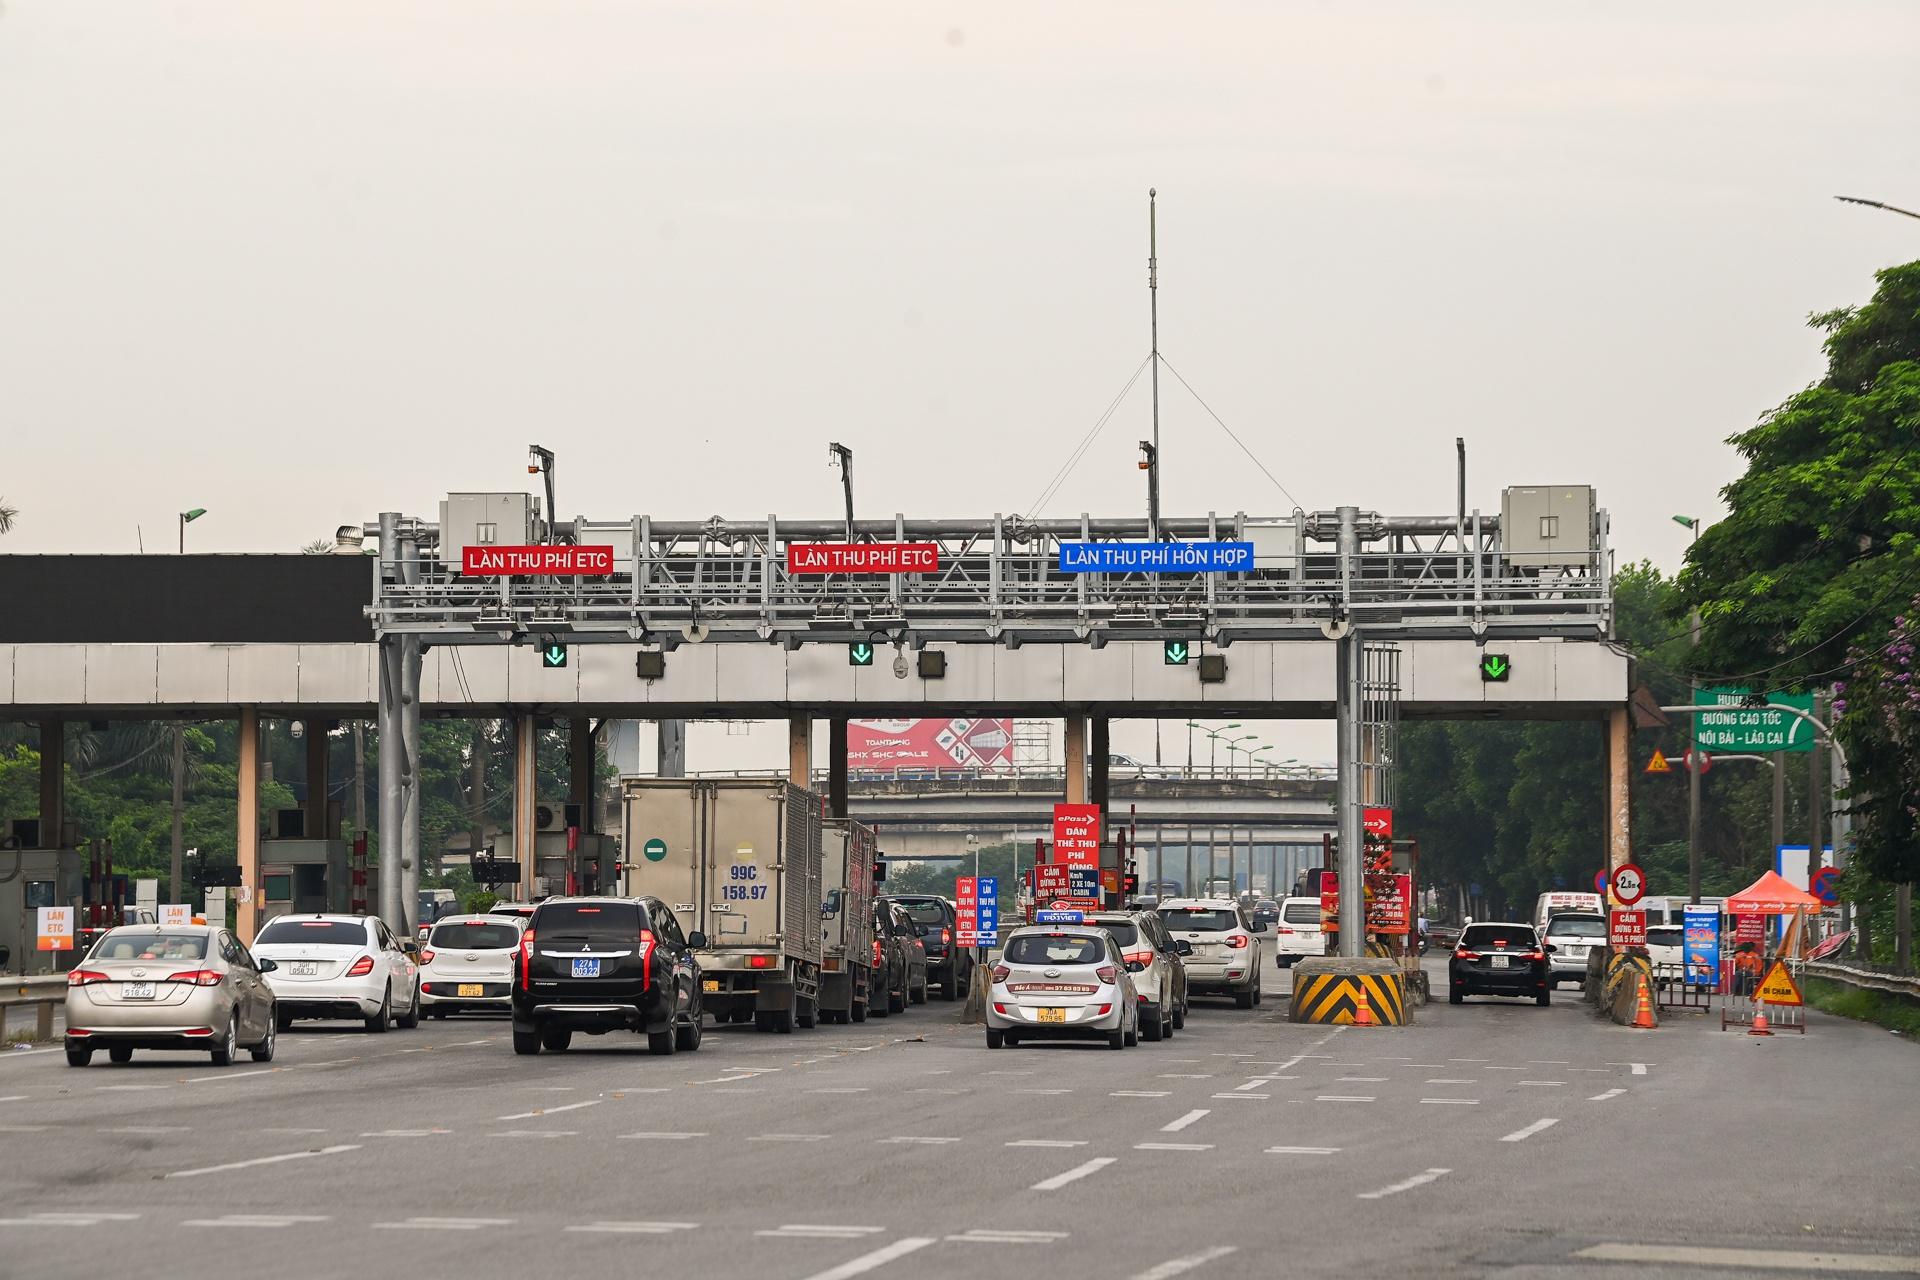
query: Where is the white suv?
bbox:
[1081,910,1189,1040]
[1273,896,1326,968]
[1541,912,1606,988]
[1157,898,1266,1009]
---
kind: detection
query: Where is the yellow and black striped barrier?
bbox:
[1290,966,1408,1026]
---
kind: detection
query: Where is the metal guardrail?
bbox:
[1804,959,1920,999]
[1,976,66,1043]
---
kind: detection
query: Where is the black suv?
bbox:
[884,893,971,1001]
[512,896,706,1056]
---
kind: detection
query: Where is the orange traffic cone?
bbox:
[1632,975,1656,1030]
[1748,1007,1773,1037]
[1353,987,1374,1027]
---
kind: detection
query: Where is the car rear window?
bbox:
[1086,919,1139,947]
[93,930,209,961]
[255,919,368,947]
[1647,926,1684,947]
[1460,925,1536,950]
[893,900,949,926]
[1547,916,1607,938]
[430,922,521,950]
[1282,901,1321,925]
[533,901,643,944]
[1160,908,1237,932]
[1005,934,1104,965]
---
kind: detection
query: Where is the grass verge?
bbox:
[1804,978,1920,1037]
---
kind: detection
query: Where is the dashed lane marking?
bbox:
[372,1218,513,1231]
[96,1085,170,1092]
[182,1068,278,1085]
[495,1099,601,1121]
[1589,1088,1625,1102]
[1030,1157,1118,1191]
[1162,1109,1210,1133]
[1335,1077,1386,1083]
[1129,1244,1239,1279]
[1017,1088,1074,1095]
[0,1212,142,1227]
[1316,1095,1375,1103]
[1234,1080,1274,1091]
[260,1128,328,1135]
[182,1214,332,1228]
[1266,1146,1339,1155]
[808,1088,870,1094]
[165,1145,362,1180]
[1109,1091,1172,1098]
[1420,1098,1479,1106]
[798,1237,937,1279]
[882,1136,960,1145]
[1502,1118,1560,1142]
[619,1132,708,1140]
[1518,1081,1566,1087]
[1134,1143,1214,1151]
[489,1130,577,1139]
[361,1129,451,1138]
[757,1225,885,1240]
[566,1222,698,1234]
[1211,1093,1269,1100]
[1357,1168,1451,1200]
[1425,1079,1475,1085]
[1157,1074,1213,1079]
[946,1229,1069,1244]
[752,1134,831,1142]
[0,1095,25,1102]
[1007,1140,1087,1148]
[1575,1244,1920,1273]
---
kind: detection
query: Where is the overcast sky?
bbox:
[4,1,1917,767]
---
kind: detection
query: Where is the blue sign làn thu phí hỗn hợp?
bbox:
[1058,541,1254,574]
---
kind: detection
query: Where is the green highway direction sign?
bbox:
[541,643,568,669]
[1693,686,1815,752]
[1479,653,1511,682]
[1164,639,1191,666]
[848,641,875,667]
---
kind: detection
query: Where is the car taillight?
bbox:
[1125,951,1153,967]
[638,930,657,989]
[420,948,436,964]
[1278,927,1293,935]
[346,955,376,977]
[990,964,1010,983]
[519,929,535,990]
[165,970,224,987]
[67,969,109,987]
[1521,949,1545,962]
[1455,948,1480,961]
[1226,934,1250,949]
[1096,965,1118,984]
[941,927,952,944]
[872,939,885,964]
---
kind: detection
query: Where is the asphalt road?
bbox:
[2,961,1917,1279]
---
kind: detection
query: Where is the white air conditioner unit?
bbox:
[535,804,567,833]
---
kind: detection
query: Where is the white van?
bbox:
[1532,891,1602,933]
[1274,896,1326,967]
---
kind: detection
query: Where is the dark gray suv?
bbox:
[885,894,972,1001]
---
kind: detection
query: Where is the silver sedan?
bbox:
[64,924,279,1068]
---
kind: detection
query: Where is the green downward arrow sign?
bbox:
[1480,653,1510,682]
[1164,640,1189,665]
[849,642,874,667]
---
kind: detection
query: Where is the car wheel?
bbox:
[648,1027,677,1055]
[1234,988,1255,1010]
[365,993,392,1034]
[675,1013,703,1052]
[889,988,906,1014]
[275,1007,294,1032]
[1448,987,1464,1005]
[986,1028,1005,1049]
[910,976,927,1005]
[397,986,420,1030]
[1107,1030,1126,1050]
[211,1017,237,1066]
[541,1028,573,1051]
[108,1046,134,1064]
[938,966,958,1001]
[1537,988,1552,1007]
[851,998,868,1023]
[65,1044,92,1068]
[776,1008,796,1034]
[1253,982,1263,1007]
[250,1019,276,1063]
[1172,1001,1186,1030]
[1142,1010,1164,1042]
[512,1026,542,1055]
[754,1010,777,1032]
[796,998,817,1030]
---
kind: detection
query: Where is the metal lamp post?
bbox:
[178,507,207,554]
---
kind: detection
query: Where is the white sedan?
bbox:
[253,914,420,1033]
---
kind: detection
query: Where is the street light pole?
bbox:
[1674,514,1702,903]
[178,507,207,554]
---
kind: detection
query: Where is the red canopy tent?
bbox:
[1725,870,1824,915]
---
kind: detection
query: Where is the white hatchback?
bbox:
[253,914,420,1033]
[985,925,1140,1050]
[420,915,524,1016]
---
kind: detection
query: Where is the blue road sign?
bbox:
[1067,867,1099,897]
[1058,541,1254,574]
[1683,906,1720,988]
[1035,910,1085,924]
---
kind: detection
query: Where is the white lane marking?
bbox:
[908,1088,969,1095]
[799,1237,937,1279]
[1007,1139,1087,1148]
[360,1129,450,1138]
[0,1125,51,1133]
[1419,1098,1479,1106]
[489,1130,577,1139]
[1335,1077,1387,1083]
[181,1214,332,1228]
[1425,1079,1475,1085]
[1266,1146,1340,1155]
[103,1126,190,1134]
[1162,1109,1210,1132]
[985,1070,1035,1076]
[1518,1081,1566,1087]
[1134,1142,1215,1151]
[373,1217,513,1231]
[1529,1059,1571,1065]
[1485,1065,1526,1071]
[946,1229,1069,1244]
[619,1131,706,1140]
[1448,1058,1489,1063]
[1109,1090,1172,1098]
[566,1221,699,1234]
[1589,1088,1625,1102]
[607,1088,669,1095]
[0,1095,26,1102]
[1630,1062,1650,1075]
[165,1145,361,1180]
[1016,1088,1074,1095]
[260,1128,328,1135]
[183,1069,278,1085]
[1031,1156,1119,1191]
[883,1136,960,1145]
[0,1212,142,1226]
[692,1074,761,1086]
[1575,1243,1920,1273]
[751,1133,831,1142]
[96,1085,170,1092]
[1129,1244,1240,1279]
[1234,1080,1272,1092]
[1158,1074,1213,1079]
[1567,1067,1608,1073]
[808,1088,870,1094]
[1501,1118,1560,1143]
[1316,1095,1375,1103]
[495,1099,601,1121]
[1211,1092,1268,1100]
[758,1224,885,1239]
[1358,1168,1451,1200]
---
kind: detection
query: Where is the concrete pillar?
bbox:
[1063,717,1087,805]
[398,640,422,936]
[1336,630,1365,956]
[237,708,261,942]
[1606,706,1631,876]
[36,720,63,846]
[377,642,404,927]
[568,718,595,834]
[828,718,849,818]
[305,721,331,839]
[512,713,539,872]
[657,720,687,778]
[788,717,812,789]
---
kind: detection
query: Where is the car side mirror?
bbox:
[1174,939,1194,956]
[1125,959,1147,973]
[257,958,278,973]
[687,931,709,950]
[1542,944,1557,954]
[821,890,843,919]
[401,941,421,957]
[1250,921,1271,934]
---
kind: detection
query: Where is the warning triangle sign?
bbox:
[1756,959,1803,1006]
[1645,749,1673,775]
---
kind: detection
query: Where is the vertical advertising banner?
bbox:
[1051,803,1102,868]
[1682,906,1721,988]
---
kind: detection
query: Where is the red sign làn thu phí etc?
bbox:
[786,543,941,575]
[462,545,616,576]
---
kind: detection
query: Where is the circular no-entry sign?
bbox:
[1611,862,1647,906]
